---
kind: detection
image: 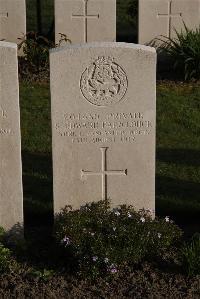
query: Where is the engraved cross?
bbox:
[157,1,182,38]
[81,147,127,201]
[72,0,99,42]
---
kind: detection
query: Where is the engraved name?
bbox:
[55,111,153,144]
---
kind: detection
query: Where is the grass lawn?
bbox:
[157,82,200,233]
[19,81,200,235]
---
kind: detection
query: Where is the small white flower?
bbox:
[158,233,162,239]
[62,236,71,246]
[114,211,120,216]
[90,232,95,236]
[104,258,109,263]
[127,212,132,218]
[92,256,98,262]
[140,217,145,223]
[113,227,117,232]
[165,216,170,222]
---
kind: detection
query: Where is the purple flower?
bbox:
[109,264,118,274]
[92,256,98,262]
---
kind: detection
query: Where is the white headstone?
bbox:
[0,0,26,46]
[139,0,200,45]
[55,0,116,44]
[0,42,23,231]
[50,42,156,214]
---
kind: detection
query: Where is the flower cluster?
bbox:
[55,200,182,278]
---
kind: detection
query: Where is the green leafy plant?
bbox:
[0,227,5,242]
[19,32,53,70]
[181,233,200,276]
[18,31,54,81]
[54,200,182,278]
[28,269,55,282]
[160,23,200,80]
[18,32,71,82]
[0,227,10,273]
[0,244,11,273]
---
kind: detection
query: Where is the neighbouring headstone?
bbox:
[50,42,156,214]
[55,0,116,45]
[0,42,23,231]
[139,0,200,45]
[0,0,26,46]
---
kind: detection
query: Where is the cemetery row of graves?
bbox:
[0,0,200,297]
[1,0,200,46]
[0,40,199,296]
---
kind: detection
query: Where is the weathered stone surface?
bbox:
[55,0,116,44]
[139,0,200,45]
[50,42,156,214]
[0,0,26,46]
[0,42,23,231]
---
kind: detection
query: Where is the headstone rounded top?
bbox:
[50,42,156,54]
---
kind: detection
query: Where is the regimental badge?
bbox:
[80,57,128,107]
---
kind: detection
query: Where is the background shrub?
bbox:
[18,32,54,82]
[160,24,200,80]
[54,200,182,278]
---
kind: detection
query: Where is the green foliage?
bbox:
[19,31,53,70]
[55,200,182,278]
[181,233,200,276]
[160,24,200,80]
[0,227,13,273]
[18,32,71,82]
[18,32,54,81]
[0,227,5,243]
[0,244,11,273]
[28,269,55,281]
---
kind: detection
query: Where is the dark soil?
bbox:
[0,264,199,299]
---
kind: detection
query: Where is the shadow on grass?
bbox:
[157,148,200,167]
[156,176,200,236]
[22,151,53,230]
[156,148,200,234]
[157,175,200,212]
[21,148,200,236]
